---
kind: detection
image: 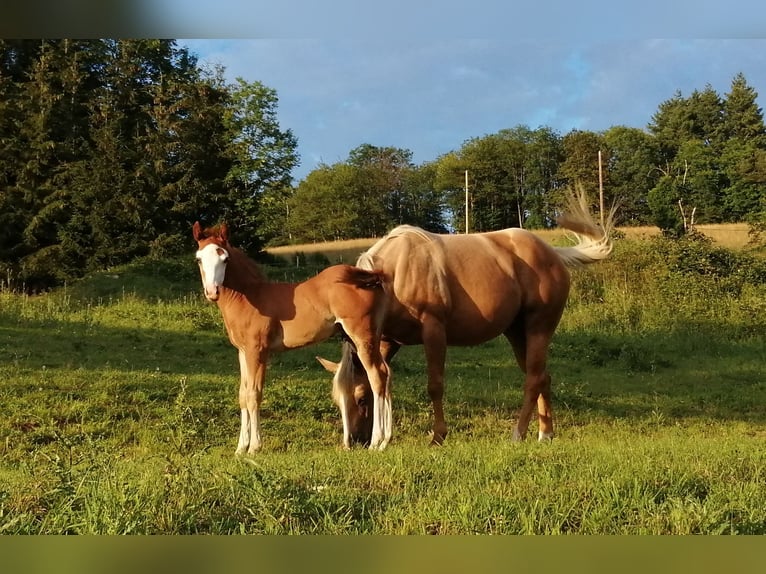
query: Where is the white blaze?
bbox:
[196,243,229,300]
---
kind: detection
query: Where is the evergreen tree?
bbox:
[722,72,766,144]
[0,39,294,288]
[719,73,766,220]
[647,84,727,231]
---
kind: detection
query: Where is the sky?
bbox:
[5,2,765,185]
[180,38,766,182]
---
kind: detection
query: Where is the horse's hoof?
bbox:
[429,435,445,447]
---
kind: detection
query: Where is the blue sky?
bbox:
[180,39,766,183]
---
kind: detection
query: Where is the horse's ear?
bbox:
[192,221,204,242]
[219,223,230,243]
[316,356,339,374]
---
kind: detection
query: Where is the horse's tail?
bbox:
[342,267,388,290]
[342,266,391,339]
[553,184,615,267]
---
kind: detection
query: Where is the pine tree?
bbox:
[719,73,766,220]
[723,72,766,144]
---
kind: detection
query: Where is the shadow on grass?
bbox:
[2,311,765,431]
[0,315,230,376]
[386,323,766,428]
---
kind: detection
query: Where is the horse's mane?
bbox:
[332,339,362,396]
[227,245,268,283]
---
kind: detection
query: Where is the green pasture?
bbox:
[0,235,765,534]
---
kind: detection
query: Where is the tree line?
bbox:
[1,39,765,289]
[284,73,766,243]
[0,39,298,289]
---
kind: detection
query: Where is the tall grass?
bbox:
[1,235,764,534]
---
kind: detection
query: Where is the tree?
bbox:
[11,40,100,285]
[722,72,765,144]
[456,133,516,231]
[438,126,563,232]
[0,41,38,276]
[434,151,470,232]
[649,85,724,158]
[347,144,412,237]
[718,73,766,220]
[288,163,360,243]
[720,140,766,220]
[224,78,299,249]
[647,83,733,232]
[399,162,447,233]
[285,144,440,242]
[602,126,660,225]
[558,129,605,217]
[0,39,295,289]
[522,126,564,228]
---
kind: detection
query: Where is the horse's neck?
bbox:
[219,250,267,304]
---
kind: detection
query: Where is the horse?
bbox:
[192,221,392,454]
[317,191,613,448]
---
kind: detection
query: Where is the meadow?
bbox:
[0,226,765,534]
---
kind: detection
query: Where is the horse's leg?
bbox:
[380,339,401,363]
[422,315,448,446]
[236,347,267,455]
[235,349,250,455]
[506,322,554,442]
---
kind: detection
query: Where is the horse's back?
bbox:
[365,227,570,345]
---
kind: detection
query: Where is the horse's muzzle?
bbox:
[204,286,220,301]
[350,430,372,448]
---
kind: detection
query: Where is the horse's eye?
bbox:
[357,397,367,407]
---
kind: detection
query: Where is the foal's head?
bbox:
[192,221,230,302]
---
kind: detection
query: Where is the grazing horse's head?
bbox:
[317,347,374,447]
[192,221,230,302]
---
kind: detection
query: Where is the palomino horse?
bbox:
[318,192,613,448]
[192,222,392,454]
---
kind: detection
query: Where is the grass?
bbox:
[1,234,765,534]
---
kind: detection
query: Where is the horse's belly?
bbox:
[444,282,520,343]
[278,319,336,350]
[383,295,517,347]
[444,313,511,345]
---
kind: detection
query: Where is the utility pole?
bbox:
[465,169,469,234]
[598,150,605,228]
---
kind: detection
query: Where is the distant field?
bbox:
[266,223,753,263]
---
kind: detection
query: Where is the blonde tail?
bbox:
[554,184,615,267]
